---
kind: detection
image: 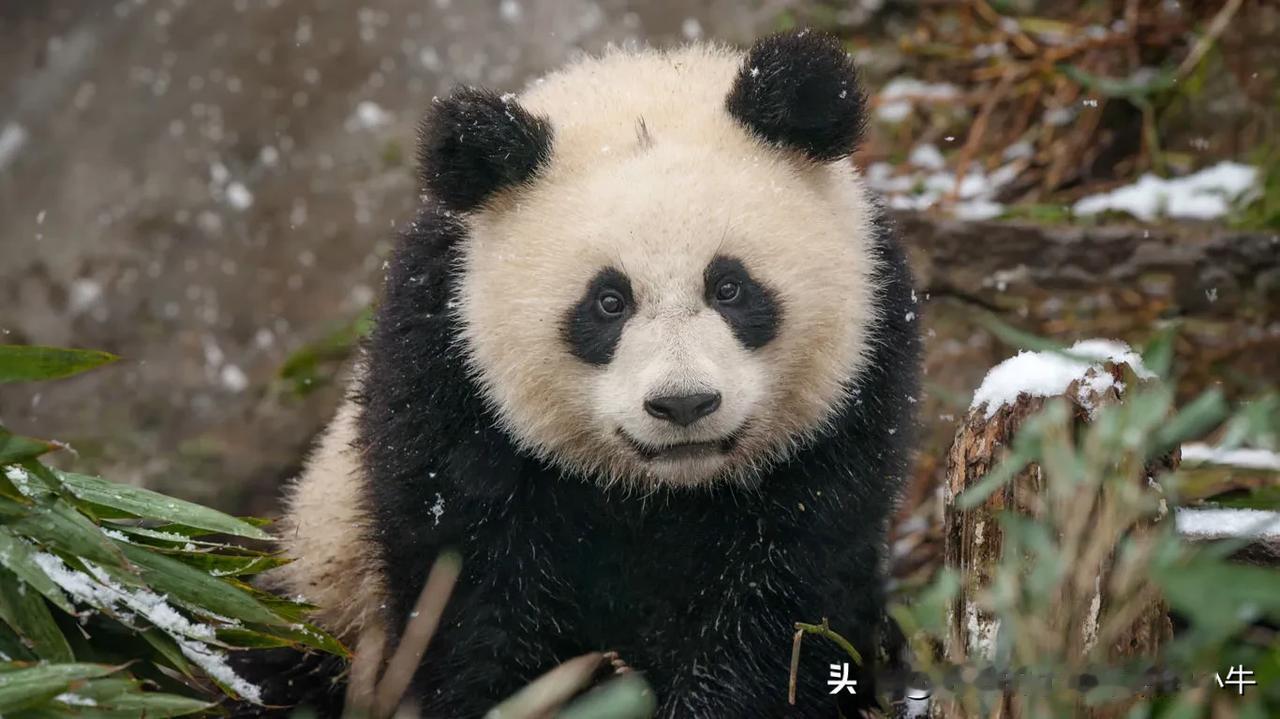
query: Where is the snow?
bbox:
[876,78,960,123]
[681,17,703,40]
[54,693,98,707]
[225,182,253,210]
[865,151,1021,222]
[499,0,522,22]
[908,144,945,171]
[34,552,262,704]
[1180,444,1280,471]
[346,100,392,131]
[1176,508,1280,540]
[174,637,262,702]
[1073,162,1259,222]
[5,466,38,497]
[969,339,1153,419]
[0,123,28,171]
[963,601,999,659]
[429,492,445,526]
[68,279,103,315]
[219,364,249,393]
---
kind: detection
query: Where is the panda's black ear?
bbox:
[417,88,554,212]
[726,30,866,162]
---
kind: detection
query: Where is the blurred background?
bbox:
[1,0,1276,532]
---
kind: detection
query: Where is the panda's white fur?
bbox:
[262,39,905,716]
[459,43,880,488]
[269,398,385,645]
[274,43,878,643]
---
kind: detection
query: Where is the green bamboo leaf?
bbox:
[1058,64,1177,100]
[0,567,74,662]
[1140,323,1180,380]
[0,346,119,384]
[50,676,137,702]
[0,663,120,714]
[159,551,287,578]
[83,688,210,716]
[227,621,348,658]
[107,525,264,552]
[1155,558,1280,635]
[56,471,269,540]
[9,500,126,569]
[1152,390,1228,457]
[212,628,292,651]
[279,308,373,396]
[0,494,33,518]
[0,528,74,613]
[0,429,59,465]
[0,623,37,662]
[138,628,195,678]
[113,542,287,627]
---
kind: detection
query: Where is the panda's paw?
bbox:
[602,650,633,675]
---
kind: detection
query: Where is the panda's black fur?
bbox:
[233,30,920,718]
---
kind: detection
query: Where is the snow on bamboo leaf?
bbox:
[32,552,263,704]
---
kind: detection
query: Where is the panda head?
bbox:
[420,31,881,489]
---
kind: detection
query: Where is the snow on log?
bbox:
[935,341,1173,719]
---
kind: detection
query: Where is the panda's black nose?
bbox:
[644,392,722,427]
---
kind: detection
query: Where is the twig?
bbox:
[787,618,864,705]
[972,0,1037,55]
[947,71,1016,205]
[343,620,389,717]
[371,551,462,717]
[787,627,804,705]
[1176,0,1244,77]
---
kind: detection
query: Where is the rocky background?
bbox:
[1,0,1276,522]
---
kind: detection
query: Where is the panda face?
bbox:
[458,137,879,488]
[436,38,880,489]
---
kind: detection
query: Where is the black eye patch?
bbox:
[562,267,635,365]
[704,256,781,349]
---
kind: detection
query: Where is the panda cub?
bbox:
[257,29,920,718]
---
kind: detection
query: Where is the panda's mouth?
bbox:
[617,428,741,461]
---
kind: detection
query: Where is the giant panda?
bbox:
[240,29,920,719]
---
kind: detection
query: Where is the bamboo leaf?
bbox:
[0,663,120,714]
[0,346,119,384]
[81,687,210,716]
[113,542,287,627]
[0,567,75,662]
[0,429,59,465]
[56,470,269,540]
[223,621,348,658]
[0,528,75,613]
[1058,64,1177,100]
[9,501,126,569]
[138,628,196,678]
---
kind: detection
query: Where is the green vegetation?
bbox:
[891,329,1280,717]
[0,345,345,716]
[6,327,1279,717]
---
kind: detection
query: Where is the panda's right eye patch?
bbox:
[562,268,634,365]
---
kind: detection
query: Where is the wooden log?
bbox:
[933,361,1175,718]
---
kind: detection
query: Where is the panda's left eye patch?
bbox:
[562,268,635,365]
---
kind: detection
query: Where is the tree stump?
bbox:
[934,360,1175,718]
